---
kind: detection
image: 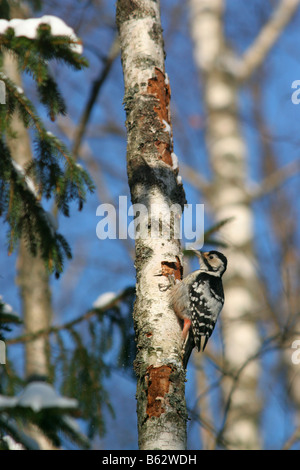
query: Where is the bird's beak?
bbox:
[194,251,210,265]
[193,250,206,262]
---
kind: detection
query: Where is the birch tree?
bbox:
[252,81,300,442]
[4,46,55,448]
[189,0,300,449]
[116,0,187,450]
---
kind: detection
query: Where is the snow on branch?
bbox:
[0,382,78,413]
[0,15,82,54]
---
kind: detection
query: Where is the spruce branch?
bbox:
[0,71,94,274]
[0,140,73,276]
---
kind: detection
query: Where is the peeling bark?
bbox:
[117,0,187,450]
[146,365,171,418]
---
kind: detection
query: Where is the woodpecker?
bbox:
[171,250,227,368]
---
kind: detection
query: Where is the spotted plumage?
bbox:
[171,250,227,368]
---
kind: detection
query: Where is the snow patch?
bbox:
[0,15,82,54]
[0,295,13,314]
[162,119,171,136]
[0,20,9,33]
[93,291,116,309]
[2,435,25,451]
[12,160,38,197]
[171,152,178,170]
[0,382,78,413]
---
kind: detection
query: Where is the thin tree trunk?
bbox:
[252,82,300,433]
[116,0,187,450]
[189,0,261,449]
[189,0,300,449]
[4,47,55,451]
[4,53,52,382]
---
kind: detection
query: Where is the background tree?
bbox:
[187,0,300,450]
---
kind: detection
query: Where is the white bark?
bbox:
[190,0,299,449]
[4,46,54,450]
[189,0,262,449]
[117,0,187,450]
[4,53,52,381]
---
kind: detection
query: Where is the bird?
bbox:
[170,250,227,368]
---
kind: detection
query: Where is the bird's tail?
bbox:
[182,331,195,369]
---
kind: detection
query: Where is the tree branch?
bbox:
[180,163,210,196]
[6,287,135,346]
[238,0,300,82]
[72,35,120,158]
[248,158,300,201]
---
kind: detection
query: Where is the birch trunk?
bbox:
[4,53,52,382]
[189,0,261,449]
[254,88,300,433]
[116,0,187,450]
[4,51,55,450]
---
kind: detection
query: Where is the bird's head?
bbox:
[194,250,227,276]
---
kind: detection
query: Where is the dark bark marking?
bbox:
[116,0,140,29]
